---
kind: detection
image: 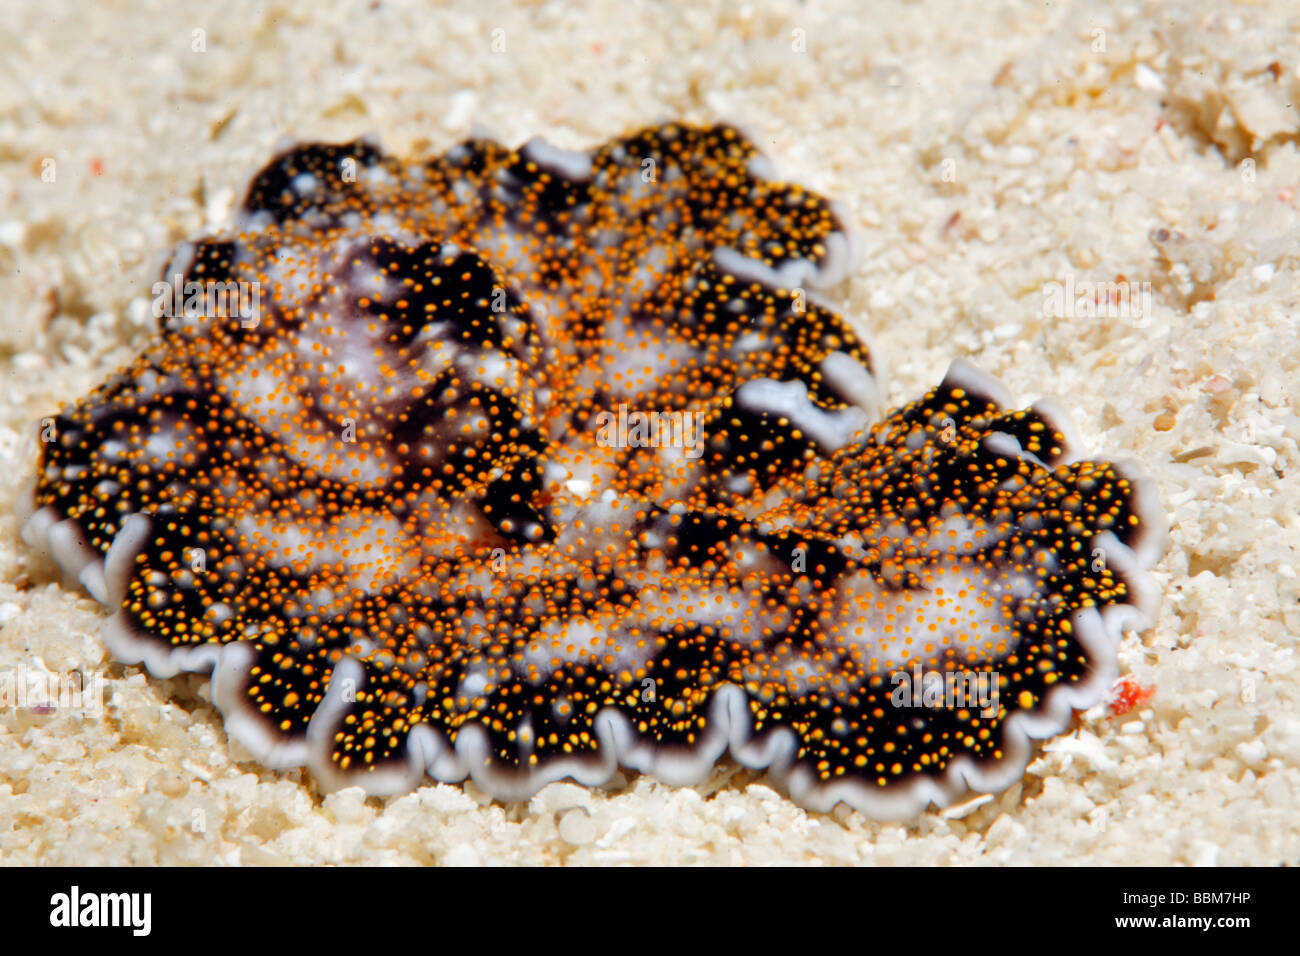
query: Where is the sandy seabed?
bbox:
[0,0,1297,865]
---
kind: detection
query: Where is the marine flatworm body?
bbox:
[20,123,1165,818]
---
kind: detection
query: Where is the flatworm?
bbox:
[19,123,1165,818]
